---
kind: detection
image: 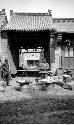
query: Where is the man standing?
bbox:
[2,58,9,86]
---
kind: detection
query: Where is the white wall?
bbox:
[19,52,40,67]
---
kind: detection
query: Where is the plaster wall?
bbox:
[51,46,61,73]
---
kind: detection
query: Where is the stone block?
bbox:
[46,84,55,91]
[53,76,63,82]
[0,86,5,91]
[56,68,63,76]
[0,81,5,86]
[55,84,62,89]
[66,77,71,82]
[63,75,72,83]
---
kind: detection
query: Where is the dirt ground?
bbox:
[0,77,74,123]
[0,76,74,102]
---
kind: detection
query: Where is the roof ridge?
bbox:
[53,18,74,20]
[12,12,50,16]
[53,18,74,23]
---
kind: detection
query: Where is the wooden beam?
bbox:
[50,31,55,70]
[73,47,74,70]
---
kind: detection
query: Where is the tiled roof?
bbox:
[4,12,53,31]
[53,18,74,33]
[4,11,74,33]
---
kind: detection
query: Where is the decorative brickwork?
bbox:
[1,31,8,63]
[1,38,8,63]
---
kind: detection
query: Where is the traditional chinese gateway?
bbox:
[1,9,74,75]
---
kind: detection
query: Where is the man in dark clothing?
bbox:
[2,59,9,86]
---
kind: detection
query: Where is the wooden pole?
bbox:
[68,46,70,70]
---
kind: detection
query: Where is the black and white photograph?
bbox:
[0,0,74,124]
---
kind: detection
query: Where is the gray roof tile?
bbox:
[53,18,74,33]
[4,12,53,31]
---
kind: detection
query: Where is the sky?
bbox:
[0,0,74,20]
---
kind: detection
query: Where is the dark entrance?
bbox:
[8,30,50,70]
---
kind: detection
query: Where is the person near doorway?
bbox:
[2,58,10,86]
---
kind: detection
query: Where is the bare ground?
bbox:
[0,76,74,102]
[0,77,74,123]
